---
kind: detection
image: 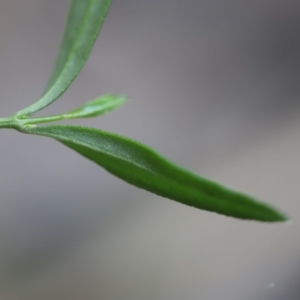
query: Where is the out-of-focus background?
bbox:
[0,0,299,299]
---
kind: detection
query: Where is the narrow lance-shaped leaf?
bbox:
[21,95,128,125]
[16,0,112,118]
[65,94,128,119]
[25,125,287,222]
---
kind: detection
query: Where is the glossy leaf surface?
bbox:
[17,0,111,117]
[26,125,286,222]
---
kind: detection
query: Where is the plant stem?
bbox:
[0,117,17,129]
[0,114,67,130]
[22,114,65,125]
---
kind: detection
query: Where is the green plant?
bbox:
[0,0,287,222]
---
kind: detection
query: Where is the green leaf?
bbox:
[25,125,287,222]
[18,95,128,126]
[16,0,112,118]
[65,94,128,119]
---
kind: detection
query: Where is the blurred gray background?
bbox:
[0,0,299,299]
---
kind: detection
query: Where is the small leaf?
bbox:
[25,125,287,222]
[65,95,128,119]
[16,0,112,118]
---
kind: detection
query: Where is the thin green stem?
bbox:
[0,113,68,130]
[0,106,102,129]
[22,114,66,125]
[0,117,17,129]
